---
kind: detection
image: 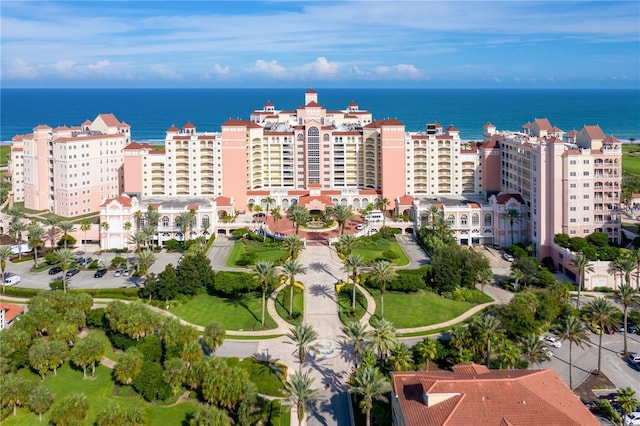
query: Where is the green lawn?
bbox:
[351,236,410,266]
[0,145,10,167]
[91,329,122,361]
[226,239,289,267]
[367,288,489,329]
[622,144,640,175]
[224,357,286,397]
[170,293,278,330]
[275,285,304,325]
[9,363,195,426]
[337,285,368,324]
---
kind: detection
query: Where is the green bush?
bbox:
[10,253,34,263]
[594,399,622,424]
[111,256,127,268]
[135,335,162,363]
[213,271,259,296]
[0,286,43,297]
[86,308,108,329]
[236,250,257,266]
[49,279,64,291]
[57,235,77,248]
[107,330,137,351]
[132,362,172,402]
[164,239,182,252]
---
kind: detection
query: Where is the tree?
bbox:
[123,221,132,257]
[495,338,520,369]
[95,403,145,426]
[337,234,360,256]
[343,254,366,310]
[114,348,143,385]
[328,204,355,235]
[282,371,319,426]
[58,221,76,249]
[130,231,146,253]
[281,259,306,318]
[556,315,589,388]
[134,210,144,232]
[202,322,226,355]
[1,373,32,417]
[189,403,230,426]
[271,208,282,233]
[70,333,106,378]
[618,387,639,419]
[473,314,503,368]
[282,235,305,259]
[27,223,45,265]
[341,321,368,368]
[159,317,199,353]
[370,260,397,319]
[9,221,26,259]
[80,220,92,256]
[0,178,10,204]
[45,215,61,249]
[253,260,275,326]
[389,343,413,371]
[175,210,196,243]
[376,197,390,227]
[583,297,618,374]
[366,318,398,360]
[135,249,155,275]
[287,204,310,235]
[412,337,437,371]
[572,253,594,309]
[50,393,88,425]
[180,340,203,370]
[101,221,110,250]
[286,323,318,370]
[263,196,274,242]
[0,245,13,294]
[617,284,640,355]
[510,268,525,293]
[53,248,76,293]
[347,366,392,426]
[519,334,550,369]
[502,208,520,246]
[27,385,53,422]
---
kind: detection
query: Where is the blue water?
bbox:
[1,88,639,142]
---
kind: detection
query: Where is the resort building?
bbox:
[0,303,24,330]
[9,114,130,217]
[391,364,598,426]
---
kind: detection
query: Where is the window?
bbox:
[570,183,577,188]
[472,213,479,226]
[460,214,468,226]
[162,216,169,227]
[583,183,589,188]
[448,215,455,226]
[484,213,492,226]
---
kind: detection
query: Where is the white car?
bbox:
[356,224,364,230]
[4,274,21,286]
[543,335,562,348]
[629,352,640,365]
[502,252,514,262]
[624,412,640,426]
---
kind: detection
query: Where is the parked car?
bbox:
[542,347,554,358]
[123,269,132,277]
[48,266,62,275]
[616,323,626,333]
[94,268,107,278]
[629,324,638,334]
[603,325,616,334]
[356,224,365,230]
[77,257,93,266]
[629,352,640,365]
[624,412,640,426]
[65,269,80,278]
[543,335,562,348]
[4,274,21,286]
[370,228,379,234]
[114,269,123,277]
[502,252,514,262]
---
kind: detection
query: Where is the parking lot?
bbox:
[3,246,181,290]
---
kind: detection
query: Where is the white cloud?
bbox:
[374,64,421,80]
[150,64,181,79]
[5,59,38,79]
[252,59,290,79]
[294,57,341,78]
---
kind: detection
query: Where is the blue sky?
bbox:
[1,1,639,88]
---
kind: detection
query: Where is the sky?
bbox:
[1,1,639,89]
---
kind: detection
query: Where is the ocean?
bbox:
[1,88,639,143]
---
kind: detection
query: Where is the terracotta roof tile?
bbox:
[98,113,124,127]
[0,303,24,323]
[495,193,525,204]
[101,195,132,208]
[583,125,606,140]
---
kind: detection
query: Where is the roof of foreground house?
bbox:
[391,364,598,426]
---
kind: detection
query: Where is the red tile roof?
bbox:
[183,122,196,129]
[305,101,321,107]
[124,142,152,150]
[397,195,414,205]
[483,122,495,128]
[0,303,24,323]
[495,193,525,204]
[215,196,232,207]
[392,365,598,426]
[98,113,124,127]
[446,125,459,132]
[167,125,180,132]
[264,101,274,107]
[566,129,579,137]
[34,124,52,130]
[583,125,606,140]
[186,204,199,211]
[101,195,132,207]
[603,135,621,143]
[306,88,317,93]
[533,118,552,131]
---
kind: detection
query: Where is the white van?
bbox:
[4,274,21,286]
[364,210,384,222]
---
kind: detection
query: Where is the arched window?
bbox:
[484,213,492,226]
[341,198,348,205]
[323,133,330,141]
[161,216,169,227]
[448,215,455,226]
[460,214,468,226]
[472,213,480,226]
[297,133,304,141]
[353,198,360,208]
[202,215,210,227]
[282,198,290,209]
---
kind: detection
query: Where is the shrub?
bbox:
[212,271,259,296]
[236,250,257,266]
[135,335,163,363]
[111,256,127,268]
[107,331,137,351]
[380,250,399,262]
[57,235,77,248]
[86,308,108,330]
[541,256,556,272]
[49,280,64,291]
[594,399,622,425]
[132,362,172,402]
[164,239,182,252]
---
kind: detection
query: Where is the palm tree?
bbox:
[502,208,520,247]
[100,221,109,250]
[45,215,61,249]
[556,315,589,388]
[376,198,390,228]
[253,260,275,326]
[283,370,319,426]
[26,385,53,422]
[615,255,636,290]
[328,204,355,235]
[617,284,640,355]
[79,220,92,255]
[583,297,618,374]
[27,223,45,265]
[8,221,26,259]
[0,245,13,294]
[7,205,24,223]
[495,338,520,369]
[58,221,76,249]
[343,254,366,310]
[129,231,146,253]
[271,208,282,233]
[281,259,306,318]
[366,318,398,360]
[519,334,550,369]
[53,248,76,293]
[202,322,226,355]
[510,268,525,292]
[175,210,196,244]
[0,178,10,205]
[123,221,132,253]
[412,337,438,371]
[474,315,503,368]
[572,253,594,309]
[133,210,144,232]
[282,235,305,259]
[286,323,318,370]
[145,207,160,246]
[263,196,274,242]
[337,234,360,256]
[341,321,368,368]
[347,366,392,426]
[288,204,310,235]
[389,343,413,371]
[370,260,396,319]
[135,250,155,276]
[618,387,639,420]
